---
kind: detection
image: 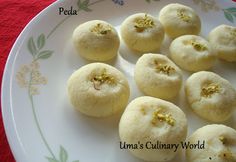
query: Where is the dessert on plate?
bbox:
[121,13,164,53]
[119,96,188,162]
[67,63,130,117]
[209,24,236,62]
[185,71,236,122]
[186,124,236,162]
[73,20,120,61]
[134,53,183,100]
[159,3,201,39]
[170,35,216,72]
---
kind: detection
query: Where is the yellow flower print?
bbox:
[16,61,47,95]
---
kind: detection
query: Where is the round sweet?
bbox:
[67,63,130,117]
[72,20,120,61]
[170,35,216,72]
[119,96,188,162]
[186,124,236,162]
[159,3,201,39]
[134,54,183,100]
[208,24,236,62]
[120,13,164,53]
[185,71,236,122]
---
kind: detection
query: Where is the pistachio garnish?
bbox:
[134,14,155,32]
[219,136,227,145]
[91,23,112,35]
[91,69,115,90]
[154,60,175,75]
[140,106,146,115]
[151,109,175,126]
[177,9,191,22]
[184,40,208,51]
[230,29,236,37]
[191,41,208,51]
[201,83,220,98]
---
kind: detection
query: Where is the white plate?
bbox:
[2,0,236,162]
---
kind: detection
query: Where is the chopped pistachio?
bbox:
[165,114,175,126]
[184,40,208,51]
[151,110,160,125]
[177,9,191,22]
[219,136,227,145]
[201,83,220,98]
[230,29,236,37]
[91,69,115,90]
[154,60,175,75]
[140,106,146,115]
[91,23,112,35]
[191,41,208,51]
[151,109,175,126]
[134,14,155,32]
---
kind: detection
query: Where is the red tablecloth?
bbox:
[0,0,55,161]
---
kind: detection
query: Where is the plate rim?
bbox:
[1,0,236,162]
[1,1,59,161]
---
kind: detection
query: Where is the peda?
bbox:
[134,54,183,100]
[209,24,236,62]
[73,20,120,61]
[170,35,216,72]
[185,71,236,122]
[121,13,164,53]
[159,3,201,39]
[67,63,130,117]
[186,124,236,162]
[119,96,188,162]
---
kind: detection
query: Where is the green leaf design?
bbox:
[77,0,92,12]
[81,0,89,6]
[224,11,234,23]
[28,37,37,56]
[37,34,46,50]
[145,0,159,3]
[37,50,53,60]
[223,7,236,23]
[59,146,68,162]
[226,7,236,13]
[46,157,59,162]
[83,7,92,12]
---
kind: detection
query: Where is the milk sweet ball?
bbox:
[186,124,236,162]
[67,63,130,117]
[170,35,216,72]
[134,54,183,100]
[159,3,201,38]
[73,20,120,61]
[119,96,188,162]
[121,13,164,53]
[209,24,236,62]
[185,71,236,122]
